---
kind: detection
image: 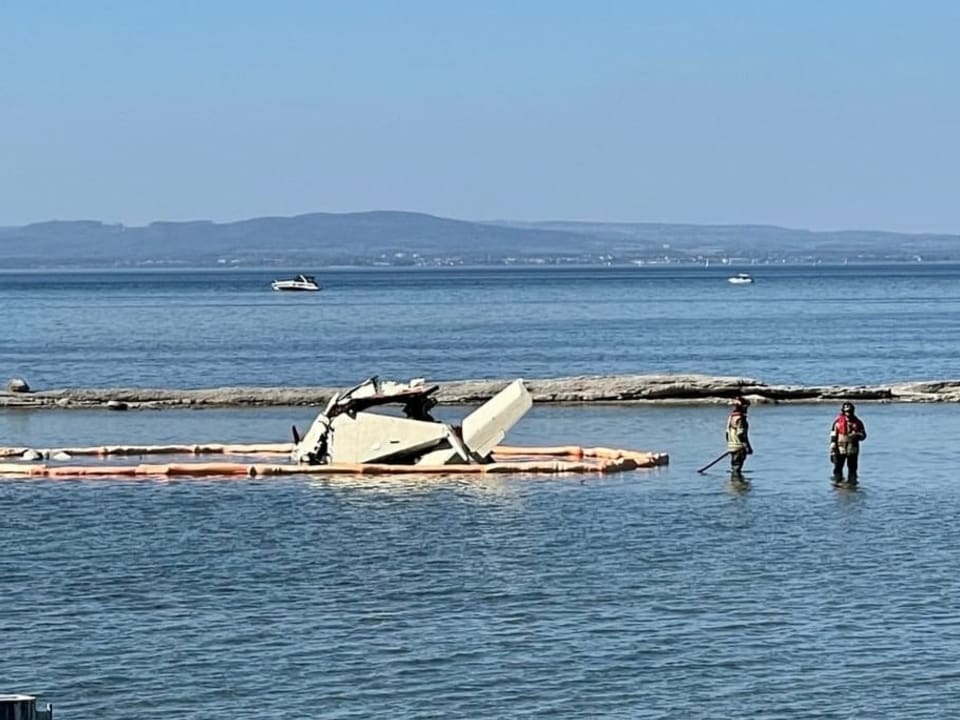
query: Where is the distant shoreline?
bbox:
[2,211,957,268]
[0,260,953,272]
[3,374,960,410]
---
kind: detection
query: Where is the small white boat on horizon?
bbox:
[272,274,320,292]
[728,272,754,285]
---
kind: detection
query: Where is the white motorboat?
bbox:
[271,274,320,292]
[728,273,754,285]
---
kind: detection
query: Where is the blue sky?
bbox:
[2,1,957,232]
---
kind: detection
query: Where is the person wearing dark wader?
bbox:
[830,402,866,483]
[726,396,753,477]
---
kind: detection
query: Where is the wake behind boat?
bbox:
[728,272,754,284]
[271,274,320,292]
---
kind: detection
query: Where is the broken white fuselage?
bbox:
[291,377,532,466]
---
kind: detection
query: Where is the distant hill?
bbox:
[0,211,957,268]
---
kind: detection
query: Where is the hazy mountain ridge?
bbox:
[0,211,957,267]
[496,220,960,259]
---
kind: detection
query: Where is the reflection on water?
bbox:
[304,473,529,499]
[726,472,752,496]
[833,478,866,504]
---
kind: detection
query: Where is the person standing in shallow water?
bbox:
[830,402,867,482]
[726,396,753,474]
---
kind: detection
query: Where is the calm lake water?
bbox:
[3,266,960,718]
[3,263,960,388]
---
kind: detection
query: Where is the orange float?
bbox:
[0,443,668,479]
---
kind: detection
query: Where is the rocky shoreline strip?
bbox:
[4,374,960,410]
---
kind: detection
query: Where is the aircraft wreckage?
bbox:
[290,376,531,466]
[0,377,668,479]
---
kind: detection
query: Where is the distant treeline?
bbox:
[0,211,958,267]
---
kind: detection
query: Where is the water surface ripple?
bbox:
[4,264,960,387]
[4,404,960,717]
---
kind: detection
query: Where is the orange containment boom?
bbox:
[0,443,293,458]
[0,444,668,479]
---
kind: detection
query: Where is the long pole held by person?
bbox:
[697,451,731,474]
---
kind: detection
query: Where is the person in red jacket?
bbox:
[830,402,867,482]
